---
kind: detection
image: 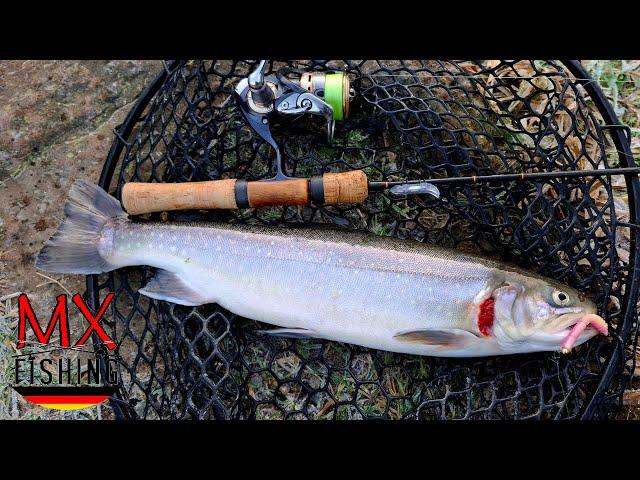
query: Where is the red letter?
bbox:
[17,294,70,349]
[73,293,116,350]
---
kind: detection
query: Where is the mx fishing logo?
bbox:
[9,292,119,411]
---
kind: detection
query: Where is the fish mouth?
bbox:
[559,314,608,354]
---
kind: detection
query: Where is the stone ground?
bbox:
[0,60,162,419]
[0,60,638,419]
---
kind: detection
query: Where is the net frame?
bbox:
[85,60,640,420]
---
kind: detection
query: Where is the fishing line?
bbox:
[355,73,640,84]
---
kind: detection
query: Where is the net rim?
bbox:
[85,60,640,420]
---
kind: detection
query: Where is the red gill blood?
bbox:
[478,298,495,336]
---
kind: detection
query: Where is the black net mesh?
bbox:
[90,60,639,419]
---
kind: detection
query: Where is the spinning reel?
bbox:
[234,60,354,179]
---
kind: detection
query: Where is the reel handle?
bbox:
[121,170,369,215]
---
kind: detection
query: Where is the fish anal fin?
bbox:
[139,269,206,306]
[393,329,477,349]
[258,327,318,339]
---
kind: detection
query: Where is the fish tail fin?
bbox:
[35,180,128,274]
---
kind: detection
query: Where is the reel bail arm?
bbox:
[234,60,352,178]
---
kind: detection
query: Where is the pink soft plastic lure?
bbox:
[561,314,609,354]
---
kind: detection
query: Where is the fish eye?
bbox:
[551,290,572,307]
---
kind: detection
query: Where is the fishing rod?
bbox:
[121,167,640,215]
[121,60,638,215]
[369,167,640,191]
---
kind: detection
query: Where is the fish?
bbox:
[35,180,608,358]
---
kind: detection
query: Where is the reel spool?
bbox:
[299,71,352,120]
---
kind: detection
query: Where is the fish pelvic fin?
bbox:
[35,180,128,274]
[393,328,479,349]
[258,327,319,339]
[139,269,207,306]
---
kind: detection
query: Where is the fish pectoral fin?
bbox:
[139,269,206,306]
[258,327,319,339]
[393,329,479,349]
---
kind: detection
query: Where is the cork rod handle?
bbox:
[122,180,238,215]
[121,170,369,215]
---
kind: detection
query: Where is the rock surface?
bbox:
[0,60,162,419]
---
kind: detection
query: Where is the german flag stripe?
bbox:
[13,386,115,396]
[22,395,110,404]
[35,403,102,411]
[13,386,115,410]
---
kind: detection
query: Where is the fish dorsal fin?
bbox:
[393,329,478,349]
[139,269,206,306]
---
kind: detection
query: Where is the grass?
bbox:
[584,61,640,418]
[584,60,640,162]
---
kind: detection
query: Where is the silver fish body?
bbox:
[108,221,501,355]
[36,181,607,357]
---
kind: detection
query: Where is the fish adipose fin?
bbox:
[393,329,479,349]
[139,270,207,306]
[35,180,128,274]
[258,327,319,339]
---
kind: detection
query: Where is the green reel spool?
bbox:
[324,72,349,121]
[300,71,351,121]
